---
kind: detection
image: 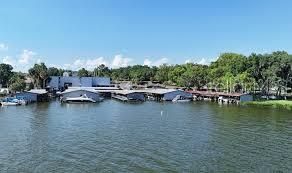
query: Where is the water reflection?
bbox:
[0,100,291,172]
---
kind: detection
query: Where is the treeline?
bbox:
[0,51,291,96]
[84,51,292,96]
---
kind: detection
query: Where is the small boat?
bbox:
[1,101,20,106]
[147,95,156,101]
[61,94,97,103]
[15,96,28,105]
[172,95,191,102]
[1,97,21,106]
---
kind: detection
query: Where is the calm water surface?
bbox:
[0,100,291,172]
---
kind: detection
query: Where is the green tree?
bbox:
[48,67,64,76]
[28,63,49,89]
[8,73,26,92]
[93,64,111,77]
[0,63,13,87]
[154,64,171,84]
[78,68,90,77]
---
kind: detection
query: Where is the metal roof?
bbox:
[187,90,250,97]
[26,89,48,94]
[114,90,145,95]
[144,89,178,94]
[68,86,120,90]
[62,88,98,94]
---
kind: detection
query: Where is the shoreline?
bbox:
[244,100,292,110]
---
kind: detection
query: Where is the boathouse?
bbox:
[112,90,145,102]
[61,88,101,101]
[146,89,192,101]
[218,93,253,103]
[15,89,49,102]
[187,90,253,103]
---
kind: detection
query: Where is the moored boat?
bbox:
[61,94,97,103]
[172,95,191,102]
[1,97,21,106]
[1,101,19,106]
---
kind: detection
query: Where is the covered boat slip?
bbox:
[68,86,121,98]
[188,90,253,103]
[112,89,192,102]
[146,89,193,101]
[112,90,146,102]
[15,89,49,102]
[58,88,194,103]
[61,88,101,103]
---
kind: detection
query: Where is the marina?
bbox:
[1,1,292,172]
[1,86,256,106]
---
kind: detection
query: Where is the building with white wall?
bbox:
[48,76,111,90]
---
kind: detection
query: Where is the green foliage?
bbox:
[28,63,49,89]
[1,51,291,97]
[48,67,64,76]
[78,68,90,77]
[244,100,292,110]
[0,63,13,87]
[8,73,26,92]
[93,64,111,77]
[154,64,171,83]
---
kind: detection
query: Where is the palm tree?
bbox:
[28,63,48,89]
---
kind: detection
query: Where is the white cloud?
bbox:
[198,58,208,65]
[18,49,36,65]
[143,59,152,66]
[1,56,15,66]
[0,50,43,72]
[153,58,168,66]
[143,57,168,67]
[185,59,192,63]
[184,57,212,65]
[111,54,132,68]
[36,58,42,64]
[64,57,108,70]
[0,43,8,51]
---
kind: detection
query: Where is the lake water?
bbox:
[0,100,291,172]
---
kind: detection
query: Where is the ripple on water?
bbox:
[0,100,291,172]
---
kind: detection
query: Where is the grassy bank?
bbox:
[244,100,292,110]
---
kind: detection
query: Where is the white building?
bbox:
[48,76,111,90]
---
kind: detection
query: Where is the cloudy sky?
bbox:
[1,0,292,72]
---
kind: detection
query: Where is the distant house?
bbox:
[47,76,112,91]
[15,89,49,102]
[0,88,9,95]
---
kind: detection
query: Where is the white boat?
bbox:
[1,97,21,106]
[62,94,97,103]
[1,101,20,106]
[172,95,191,102]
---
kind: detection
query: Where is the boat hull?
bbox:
[62,97,97,103]
[1,102,20,106]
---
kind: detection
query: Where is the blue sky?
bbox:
[1,0,292,71]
